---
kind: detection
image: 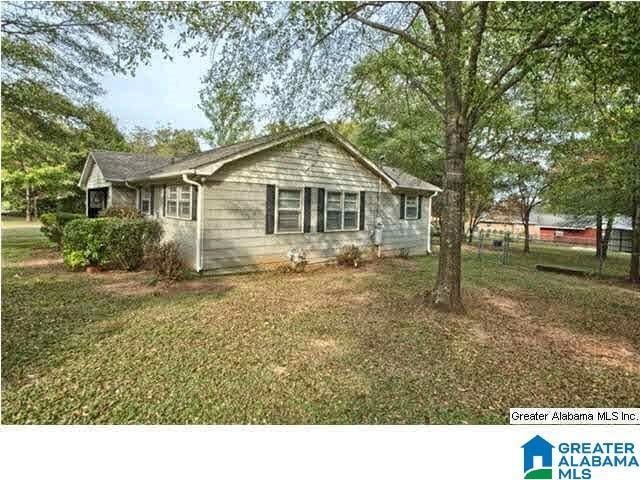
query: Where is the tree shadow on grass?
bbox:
[1,264,234,391]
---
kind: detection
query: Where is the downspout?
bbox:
[427,191,439,255]
[182,173,204,272]
[124,181,138,209]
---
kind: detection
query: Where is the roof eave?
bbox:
[392,186,442,194]
[77,152,95,188]
[124,169,196,183]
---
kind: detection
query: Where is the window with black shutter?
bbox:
[317,188,325,232]
[265,184,275,234]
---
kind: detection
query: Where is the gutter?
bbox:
[182,173,204,272]
[124,181,139,208]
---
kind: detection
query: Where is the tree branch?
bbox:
[311,3,380,48]
[417,2,444,50]
[351,12,442,59]
[463,2,488,116]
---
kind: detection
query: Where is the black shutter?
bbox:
[418,195,422,219]
[303,187,312,233]
[149,186,155,215]
[400,194,405,219]
[162,185,166,216]
[266,184,275,234]
[317,188,325,232]
[137,188,142,210]
[359,191,366,231]
[191,185,198,220]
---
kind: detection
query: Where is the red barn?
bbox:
[534,213,632,251]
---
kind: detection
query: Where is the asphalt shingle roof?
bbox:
[381,165,441,193]
[89,123,441,194]
[91,151,172,181]
[533,213,633,231]
[143,128,304,177]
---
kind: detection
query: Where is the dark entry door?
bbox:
[88,187,108,218]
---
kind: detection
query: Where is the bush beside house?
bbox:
[145,241,185,283]
[62,217,162,271]
[98,206,143,219]
[40,212,84,247]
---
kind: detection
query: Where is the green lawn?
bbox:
[2,227,639,424]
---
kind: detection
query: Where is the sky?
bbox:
[98,39,212,136]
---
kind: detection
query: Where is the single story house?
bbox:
[475,216,540,238]
[534,213,633,252]
[79,122,441,273]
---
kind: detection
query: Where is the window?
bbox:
[165,185,192,220]
[405,195,418,220]
[140,188,152,215]
[276,188,302,233]
[555,230,564,237]
[326,191,360,232]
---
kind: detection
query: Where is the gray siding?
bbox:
[111,186,136,208]
[86,161,109,189]
[202,137,430,273]
[85,161,137,210]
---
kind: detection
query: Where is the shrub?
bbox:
[336,244,362,268]
[398,247,411,259]
[286,247,307,273]
[99,206,143,219]
[145,241,185,283]
[40,212,84,247]
[63,217,162,270]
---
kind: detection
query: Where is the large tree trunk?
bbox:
[631,197,640,284]
[602,216,613,259]
[430,2,465,313]
[595,212,603,258]
[432,127,467,312]
[523,210,531,253]
[25,182,32,222]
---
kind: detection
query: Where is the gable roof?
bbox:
[83,122,441,194]
[381,165,441,193]
[140,127,310,178]
[532,213,632,231]
[79,150,172,186]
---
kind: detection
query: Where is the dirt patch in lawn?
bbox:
[96,273,232,297]
[15,257,63,268]
[468,288,640,374]
[10,247,63,269]
[540,326,640,375]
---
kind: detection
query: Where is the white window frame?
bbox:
[405,195,419,220]
[165,184,193,220]
[275,187,304,234]
[325,190,360,232]
[140,188,152,215]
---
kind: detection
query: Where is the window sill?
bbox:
[324,228,360,233]
[164,215,194,221]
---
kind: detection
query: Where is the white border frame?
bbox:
[275,186,304,234]
[325,190,360,232]
[405,194,419,220]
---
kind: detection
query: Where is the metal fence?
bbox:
[432,231,632,253]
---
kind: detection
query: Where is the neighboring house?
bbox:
[534,213,633,252]
[79,122,441,273]
[475,216,540,238]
